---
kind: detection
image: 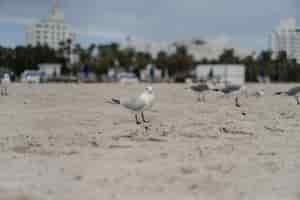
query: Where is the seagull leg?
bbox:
[244,90,249,98]
[197,93,205,102]
[197,94,201,102]
[202,93,206,102]
[235,96,241,107]
[135,114,141,125]
[141,112,149,123]
[295,96,300,105]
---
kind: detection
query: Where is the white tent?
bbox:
[195,64,245,85]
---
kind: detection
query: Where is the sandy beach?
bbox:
[0,83,299,200]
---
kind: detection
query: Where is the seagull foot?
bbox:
[141,112,150,123]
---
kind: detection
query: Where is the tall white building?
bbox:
[271,18,300,62]
[26,0,75,49]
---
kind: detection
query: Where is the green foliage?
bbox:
[0,44,61,76]
[156,51,169,69]
[1,42,300,82]
[218,49,240,64]
[168,45,193,76]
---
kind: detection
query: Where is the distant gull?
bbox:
[186,82,213,102]
[1,73,11,96]
[110,86,155,124]
[246,88,265,98]
[253,88,265,98]
[214,84,247,107]
[274,86,300,104]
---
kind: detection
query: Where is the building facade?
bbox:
[271,18,300,63]
[26,0,75,49]
[121,36,252,61]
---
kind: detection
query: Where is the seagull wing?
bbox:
[287,86,300,96]
[190,84,209,92]
[122,97,147,112]
[222,85,241,94]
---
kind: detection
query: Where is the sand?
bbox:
[0,83,299,200]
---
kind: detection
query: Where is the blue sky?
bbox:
[0,0,296,50]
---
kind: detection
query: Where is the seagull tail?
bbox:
[274,91,283,95]
[105,98,121,104]
[111,98,121,104]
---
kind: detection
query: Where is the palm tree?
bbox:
[135,51,152,69]
[274,51,289,81]
[257,50,273,81]
[169,45,193,77]
[218,49,240,64]
[88,43,96,57]
[156,50,169,69]
[242,55,257,82]
[118,48,136,69]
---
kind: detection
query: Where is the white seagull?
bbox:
[274,86,300,105]
[214,84,247,107]
[111,86,155,124]
[185,82,214,102]
[253,88,265,98]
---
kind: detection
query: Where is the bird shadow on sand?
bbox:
[111,122,170,143]
[0,190,39,200]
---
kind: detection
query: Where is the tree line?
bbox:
[1,42,300,82]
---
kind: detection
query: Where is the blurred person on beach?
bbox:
[1,73,11,96]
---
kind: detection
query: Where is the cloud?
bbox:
[74,27,128,41]
[0,16,37,25]
[0,0,295,50]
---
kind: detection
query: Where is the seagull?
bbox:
[246,88,265,98]
[110,86,155,124]
[253,88,265,98]
[185,82,213,102]
[1,73,11,96]
[274,86,300,105]
[214,84,247,107]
